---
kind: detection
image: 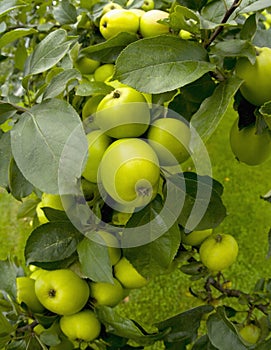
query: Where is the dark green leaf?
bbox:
[24,29,75,76]
[210,40,256,64]
[53,0,77,25]
[114,35,215,94]
[11,98,86,194]
[266,229,271,259]
[81,32,138,63]
[41,207,69,222]
[240,14,257,41]
[254,338,271,350]
[192,334,218,349]
[200,0,235,28]
[43,69,81,100]
[0,312,14,341]
[9,158,33,200]
[156,305,213,344]
[207,307,247,350]
[0,28,37,49]
[190,76,242,144]
[0,259,17,298]
[0,131,12,188]
[77,234,114,283]
[76,81,114,96]
[174,0,207,11]
[169,5,200,33]
[24,221,83,265]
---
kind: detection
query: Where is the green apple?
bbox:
[139,10,170,38]
[235,47,271,106]
[95,87,150,138]
[60,310,101,342]
[99,9,140,40]
[102,2,123,15]
[239,323,261,344]
[141,0,154,11]
[82,130,112,183]
[230,119,271,166]
[94,63,115,82]
[114,257,148,289]
[181,228,213,246]
[30,268,47,280]
[82,95,105,121]
[36,201,49,224]
[199,234,239,272]
[129,8,145,18]
[90,277,124,307]
[36,193,65,224]
[16,276,45,313]
[96,230,121,265]
[99,138,160,208]
[147,117,191,166]
[75,56,100,75]
[35,269,90,315]
[179,29,193,40]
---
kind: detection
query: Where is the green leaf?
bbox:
[0,259,17,298]
[200,0,235,27]
[0,0,26,17]
[24,29,75,76]
[156,305,213,344]
[190,76,242,145]
[237,0,271,14]
[43,69,81,100]
[175,0,207,11]
[10,98,86,194]
[9,158,33,200]
[0,312,14,339]
[24,221,83,265]
[0,28,37,49]
[253,29,271,49]
[77,235,114,283]
[0,131,12,189]
[207,307,247,350]
[240,14,257,41]
[81,32,138,63]
[41,207,69,222]
[167,172,226,232]
[17,198,40,219]
[123,204,181,278]
[210,40,256,64]
[169,5,200,33]
[192,335,218,349]
[254,338,271,350]
[76,81,114,96]
[114,35,215,94]
[53,0,77,25]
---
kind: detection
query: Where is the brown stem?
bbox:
[204,0,243,49]
[16,320,38,333]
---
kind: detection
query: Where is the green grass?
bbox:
[1,103,271,348]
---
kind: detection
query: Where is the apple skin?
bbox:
[147,117,191,166]
[75,56,100,75]
[139,10,170,38]
[101,2,123,15]
[95,87,150,138]
[141,0,154,11]
[82,130,112,183]
[199,234,239,272]
[99,138,160,208]
[35,269,90,315]
[60,310,101,342]
[181,228,213,246]
[235,47,271,106]
[239,324,261,344]
[16,277,45,313]
[94,63,115,82]
[230,119,271,166]
[90,277,124,307]
[99,9,140,40]
[114,257,148,289]
[96,230,121,265]
[82,95,105,121]
[129,8,145,18]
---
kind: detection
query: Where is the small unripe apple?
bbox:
[102,2,123,15]
[114,257,148,289]
[75,56,100,75]
[16,276,45,313]
[90,277,124,307]
[139,10,170,38]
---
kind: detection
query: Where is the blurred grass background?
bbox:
[0,102,271,347]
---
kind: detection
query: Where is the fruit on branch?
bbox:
[99,9,140,40]
[114,257,148,289]
[90,277,124,307]
[147,117,191,166]
[94,63,115,82]
[96,230,121,265]
[35,269,90,315]
[239,323,261,344]
[16,277,45,313]
[101,2,123,15]
[199,233,239,272]
[141,0,154,11]
[235,46,271,106]
[60,310,101,342]
[82,95,105,121]
[82,130,112,183]
[36,193,64,224]
[181,228,213,246]
[99,138,160,208]
[230,119,271,166]
[129,8,145,18]
[95,87,150,138]
[139,10,170,37]
[75,56,100,75]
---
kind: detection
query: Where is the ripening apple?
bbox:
[99,138,160,208]
[235,46,271,106]
[75,56,100,75]
[99,9,140,40]
[101,2,123,15]
[95,230,122,265]
[141,0,154,11]
[139,10,170,38]
[16,277,45,313]
[181,228,213,246]
[114,257,148,289]
[35,269,90,315]
[94,63,115,82]
[95,87,150,138]
[90,277,124,307]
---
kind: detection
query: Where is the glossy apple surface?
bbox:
[139,10,170,37]
[114,257,148,289]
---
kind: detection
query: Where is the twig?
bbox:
[204,0,243,49]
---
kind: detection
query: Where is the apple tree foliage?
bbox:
[1,0,271,349]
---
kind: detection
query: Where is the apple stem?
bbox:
[137,187,151,197]
[215,234,222,243]
[113,90,121,99]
